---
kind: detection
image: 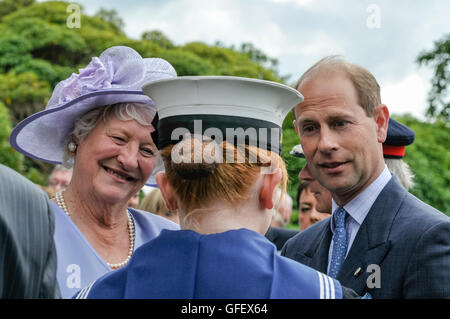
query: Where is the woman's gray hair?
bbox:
[385,158,415,190]
[62,102,155,167]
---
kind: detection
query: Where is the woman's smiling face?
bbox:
[73,113,157,204]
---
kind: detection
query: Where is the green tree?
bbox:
[94,8,125,36]
[0,71,51,124]
[238,42,289,82]
[0,102,45,184]
[239,42,278,70]
[417,33,450,122]
[161,49,216,75]
[0,102,24,170]
[181,41,281,81]
[142,30,174,49]
[281,110,305,227]
[392,114,450,215]
[0,35,32,73]
[0,0,35,19]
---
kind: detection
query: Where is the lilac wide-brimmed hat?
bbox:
[10,46,176,185]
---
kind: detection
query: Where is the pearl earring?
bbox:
[68,142,77,152]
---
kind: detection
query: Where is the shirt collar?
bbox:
[331,165,392,231]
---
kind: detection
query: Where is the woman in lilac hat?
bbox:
[10,46,180,298]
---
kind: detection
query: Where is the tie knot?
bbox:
[333,207,347,227]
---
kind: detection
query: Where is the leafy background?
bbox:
[0,1,448,226]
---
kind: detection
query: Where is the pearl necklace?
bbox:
[55,191,135,269]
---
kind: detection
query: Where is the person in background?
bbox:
[47,165,73,194]
[296,181,330,230]
[10,46,179,298]
[75,76,350,299]
[139,188,179,224]
[0,164,60,298]
[282,55,450,298]
[265,186,298,252]
[270,187,293,228]
[291,144,332,216]
[383,118,416,190]
[127,191,141,209]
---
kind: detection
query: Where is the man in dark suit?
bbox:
[282,55,450,298]
[0,164,60,298]
[265,226,299,251]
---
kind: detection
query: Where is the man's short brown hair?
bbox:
[293,55,381,118]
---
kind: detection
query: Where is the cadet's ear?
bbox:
[156,172,178,211]
[259,168,282,209]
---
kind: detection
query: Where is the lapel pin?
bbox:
[354,267,362,278]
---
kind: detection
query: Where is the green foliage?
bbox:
[142,30,174,49]
[94,8,125,35]
[392,114,450,215]
[0,102,24,170]
[181,41,282,80]
[281,110,305,227]
[417,33,450,122]
[161,48,216,75]
[0,35,32,72]
[0,102,45,184]
[0,0,35,19]
[239,42,279,70]
[2,17,88,66]
[0,71,51,124]
[2,1,84,28]
[12,59,73,88]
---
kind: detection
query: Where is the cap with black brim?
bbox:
[142,76,303,155]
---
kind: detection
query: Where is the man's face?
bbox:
[48,170,73,192]
[299,164,332,214]
[294,71,388,205]
[298,186,330,230]
[127,192,140,208]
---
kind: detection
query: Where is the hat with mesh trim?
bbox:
[10,46,177,185]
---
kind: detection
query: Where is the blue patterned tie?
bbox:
[328,207,348,278]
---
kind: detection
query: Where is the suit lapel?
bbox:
[303,219,333,274]
[337,222,392,294]
[336,176,407,294]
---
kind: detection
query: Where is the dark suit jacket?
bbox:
[281,176,450,298]
[0,164,60,298]
[265,226,300,251]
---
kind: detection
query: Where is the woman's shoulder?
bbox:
[128,207,180,231]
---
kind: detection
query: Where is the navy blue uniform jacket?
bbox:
[75,228,342,299]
